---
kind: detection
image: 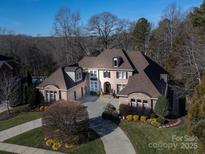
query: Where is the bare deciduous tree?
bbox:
[0,69,19,115]
[162,3,184,51]
[88,12,119,49]
[54,7,86,65]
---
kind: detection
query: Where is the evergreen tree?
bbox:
[133,18,151,53]
[188,75,205,153]
[190,1,205,28]
[154,96,169,118]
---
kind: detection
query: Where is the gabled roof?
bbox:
[119,73,161,98]
[118,51,167,97]
[79,49,167,97]
[38,66,85,89]
[79,49,134,70]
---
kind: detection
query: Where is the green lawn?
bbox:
[120,120,198,154]
[0,112,41,131]
[5,127,105,154]
[0,151,16,154]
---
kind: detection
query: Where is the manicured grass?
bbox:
[120,120,197,154]
[0,112,41,131]
[5,127,105,154]
[5,127,44,148]
[0,151,16,154]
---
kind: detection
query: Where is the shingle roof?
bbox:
[38,49,167,98]
[126,51,149,72]
[79,49,167,97]
[79,49,134,70]
[118,51,167,97]
[38,67,85,89]
[119,73,161,98]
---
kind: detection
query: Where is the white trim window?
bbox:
[103,71,110,78]
[117,71,127,79]
[76,71,82,81]
[143,100,149,108]
[130,99,137,107]
[90,81,98,92]
[90,70,97,78]
[137,99,142,107]
[113,58,118,67]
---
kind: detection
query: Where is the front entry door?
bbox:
[104,82,111,94]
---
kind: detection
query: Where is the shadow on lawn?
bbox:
[89,116,119,138]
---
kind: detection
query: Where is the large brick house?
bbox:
[37,49,178,115]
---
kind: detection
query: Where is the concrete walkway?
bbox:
[82,96,136,154]
[0,142,64,154]
[90,117,136,154]
[0,119,42,142]
[0,96,136,154]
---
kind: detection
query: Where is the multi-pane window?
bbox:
[45,91,57,102]
[117,84,126,93]
[76,71,82,81]
[116,71,127,79]
[90,70,97,78]
[143,100,148,108]
[103,71,110,78]
[137,99,142,107]
[129,99,149,108]
[90,81,98,92]
[130,99,137,107]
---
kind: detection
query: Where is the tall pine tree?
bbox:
[133,18,151,53]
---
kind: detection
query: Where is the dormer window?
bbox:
[76,69,82,82]
[76,71,82,81]
[113,58,119,67]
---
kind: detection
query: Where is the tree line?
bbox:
[0,2,204,98]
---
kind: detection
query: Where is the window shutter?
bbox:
[108,72,110,78]
[126,72,128,79]
[116,72,119,79]
[103,71,106,78]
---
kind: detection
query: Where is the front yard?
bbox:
[5,127,105,154]
[120,119,197,154]
[0,112,41,131]
[0,151,16,154]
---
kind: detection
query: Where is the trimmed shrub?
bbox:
[102,111,120,123]
[105,103,116,112]
[133,115,139,121]
[151,120,161,127]
[42,100,89,145]
[154,96,169,118]
[119,104,132,116]
[140,115,147,122]
[126,115,133,121]
[157,117,168,125]
[150,113,158,118]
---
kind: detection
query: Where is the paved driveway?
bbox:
[80,96,136,154]
[80,96,119,118]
